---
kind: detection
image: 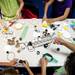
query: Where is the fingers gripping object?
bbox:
[19,60,26,64]
[16,59,28,67]
[9,58,28,67]
[43,53,58,63]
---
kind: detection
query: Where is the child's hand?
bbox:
[42,19,54,25]
[46,19,54,24]
[22,61,29,68]
[40,58,48,66]
[42,18,47,22]
[53,37,65,45]
[16,10,21,19]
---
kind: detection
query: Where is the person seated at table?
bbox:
[64,52,75,75]
[0,59,34,75]
[43,0,73,24]
[40,37,75,75]
[53,37,75,75]
[0,0,24,20]
[40,52,75,75]
[22,0,38,18]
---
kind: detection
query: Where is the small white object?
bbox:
[7,52,15,61]
[62,31,71,38]
[37,37,41,41]
[47,28,54,35]
[4,45,12,52]
[33,31,41,38]
[14,23,23,30]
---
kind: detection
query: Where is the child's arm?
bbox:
[54,37,75,52]
[46,8,71,24]
[23,62,34,75]
[0,59,16,66]
[16,0,24,18]
[43,0,54,18]
[40,58,48,75]
[63,40,75,52]
[51,8,71,21]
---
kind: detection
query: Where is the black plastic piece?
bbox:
[28,41,33,46]
[6,51,9,54]
[73,38,75,41]
[53,27,57,30]
[44,44,48,48]
[19,60,26,63]
[19,37,22,41]
[37,51,40,55]
[56,48,60,51]
[50,24,55,28]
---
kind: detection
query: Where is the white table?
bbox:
[0,19,75,67]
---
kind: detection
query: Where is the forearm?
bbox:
[41,66,46,75]
[52,15,67,22]
[63,41,75,52]
[44,0,54,18]
[52,8,70,22]
[44,3,49,18]
[0,62,14,66]
[25,66,34,75]
[18,0,24,12]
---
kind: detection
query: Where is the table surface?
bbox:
[0,19,75,67]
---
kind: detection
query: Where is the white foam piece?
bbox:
[33,31,41,38]
[3,45,12,52]
[7,53,15,60]
[47,28,54,35]
[62,31,71,38]
[14,23,23,29]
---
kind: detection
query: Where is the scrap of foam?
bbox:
[62,31,71,38]
[33,31,41,38]
[14,23,23,30]
[3,45,12,51]
[7,52,15,61]
[42,21,48,28]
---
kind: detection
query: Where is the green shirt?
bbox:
[0,0,19,20]
[54,67,66,75]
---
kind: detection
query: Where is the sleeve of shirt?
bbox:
[65,0,72,8]
[53,67,66,75]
